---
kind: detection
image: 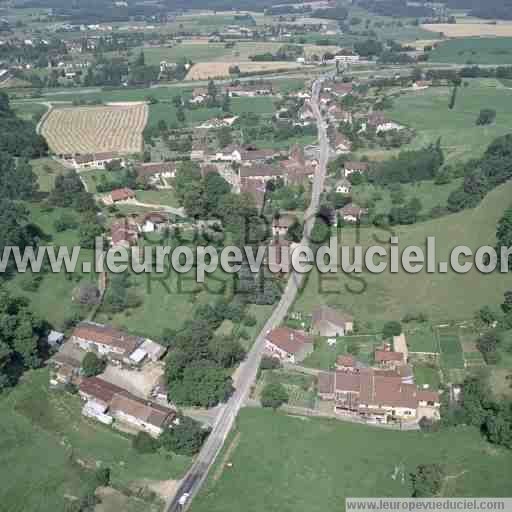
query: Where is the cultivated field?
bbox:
[41,103,148,155]
[186,61,303,80]
[192,408,512,512]
[422,22,512,38]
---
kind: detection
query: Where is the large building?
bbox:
[69,322,166,365]
[79,377,176,436]
[311,305,354,337]
[318,367,440,424]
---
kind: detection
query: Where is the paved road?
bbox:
[165,75,330,512]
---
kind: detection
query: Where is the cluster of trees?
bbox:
[411,464,445,497]
[354,39,383,58]
[164,299,250,407]
[132,415,209,457]
[50,171,101,248]
[0,289,48,389]
[369,141,444,185]
[476,108,496,126]
[0,93,47,158]
[174,162,270,247]
[442,372,512,449]
[250,44,304,62]
[447,134,512,212]
[103,273,141,314]
[496,206,512,270]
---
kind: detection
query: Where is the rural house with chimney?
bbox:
[264,327,314,364]
[311,305,354,337]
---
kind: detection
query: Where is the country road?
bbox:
[165,74,330,512]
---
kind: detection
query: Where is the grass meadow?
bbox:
[429,37,512,65]
[0,369,189,512]
[388,79,512,161]
[294,179,512,328]
[192,408,512,512]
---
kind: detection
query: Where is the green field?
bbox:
[31,158,68,193]
[294,180,512,324]
[388,79,512,161]
[352,179,463,217]
[438,327,465,370]
[135,189,180,208]
[12,101,48,121]
[406,325,439,353]
[414,365,441,389]
[192,408,512,512]
[429,37,512,65]
[4,203,97,329]
[142,44,230,65]
[0,369,190,512]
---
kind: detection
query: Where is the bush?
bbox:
[382,320,402,338]
[260,355,282,371]
[160,415,210,456]
[260,382,289,410]
[81,352,106,377]
[132,431,159,454]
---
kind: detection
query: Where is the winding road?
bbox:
[165,75,330,512]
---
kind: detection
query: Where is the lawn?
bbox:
[302,335,380,370]
[438,327,465,370]
[0,369,190,512]
[294,179,512,324]
[429,37,512,65]
[387,79,512,161]
[192,408,512,512]
[230,96,276,115]
[406,325,439,353]
[135,189,179,208]
[414,365,441,389]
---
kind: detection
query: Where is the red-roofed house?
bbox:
[265,327,314,364]
[105,188,136,204]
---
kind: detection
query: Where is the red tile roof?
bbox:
[266,327,313,355]
[111,188,135,202]
[375,350,403,363]
[72,322,142,354]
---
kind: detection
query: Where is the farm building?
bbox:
[344,161,368,177]
[337,203,368,223]
[71,152,124,170]
[138,212,170,233]
[135,162,176,185]
[79,376,176,436]
[264,327,314,364]
[319,367,440,424]
[110,218,138,248]
[334,178,351,194]
[311,305,354,337]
